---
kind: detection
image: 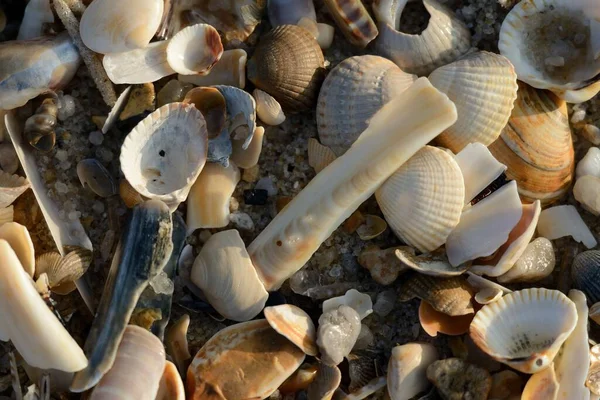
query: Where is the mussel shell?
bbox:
[571,250,600,304]
[77,159,117,198]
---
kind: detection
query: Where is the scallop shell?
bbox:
[253,89,286,126]
[308,138,337,173]
[264,304,317,356]
[165,314,191,375]
[44,247,92,294]
[522,362,559,400]
[156,361,185,400]
[455,142,507,205]
[247,25,325,111]
[316,55,416,156]
[398,273,475,316]
[429,52,518,153]
[268,0,316,27]
[537,205,597,249]
[0,222,34,277]
[488,81,574,204]
[572,250,600,304]
[387,343,438,400]
[576,147,600,179]
[231,126,264,169]
[376,145,465,253]
[307,364,341,400]
[322,0,378,48]
[418,300,474,337]
[166,23,223,76]
[0,171,30,208]
[119,179,145,208]
[497,237,555,283]
[102,41,175,85]
[120,103,208,210]
[178,49,247,88]
[322,289,373,320]
[395,248,469,277]
[469,288,578,373]
[373,0,472,76]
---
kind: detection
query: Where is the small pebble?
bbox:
[242,165,260,182]
[57,94,77,121]
[373,289,396,317]
[229,197,239,212]
[427,358,492,400]
[581,124,600,145]
[92,201,105,214]
[244,189,269,205]
[88,130,104,146]
[96,147,114,163]
[317,305,361,366]
[255,177,278,196]
[55,149,68,162]
[571,109,586,124]
[55,181,68,194]
[229,212,254,230]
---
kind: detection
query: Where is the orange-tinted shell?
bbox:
[418,300,474,337]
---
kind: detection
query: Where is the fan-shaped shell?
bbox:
[307,138,337,173]
[166,23,223,76]
[253,89,285,126]
[398,273,475,316]
[429,52,518,153]
[247,25,325,111]
[572,250,600,304]
[376,145,465,252]
[469,288,578,374]
[45,247,92,294]
[265,304,317,356]
[0,171,30,208]
[317,55,417,155]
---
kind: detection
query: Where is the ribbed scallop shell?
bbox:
[0,171,30,208]
[398,273,475,316]
[571,250,600,304]
[375,146,465,252]
[469,288,577,374]
[430,52,518,153]
[317,55,417,155]
[247,25,325,111]
[307,364,341,400]
[45,247,92,293]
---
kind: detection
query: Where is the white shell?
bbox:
[576,147,600,179]
[190,230,268,321]
[395,248,469,277]
[102,41,175,84]
[216,85,257,148]
[376,145,465,252]
[574,175,600,215]
[231,126,265,169]
[537,205,597,249]
[0,222,34,278]
[308,138,337,174]
[497,237,556,283]
[466,272,512,295]
[322,289,373,319]
[0,170,30,208]
[387,343,438,400]
[166,23,223,76]
[522,362,559,400]
[80,0,163,54]
[317,23,335,49]
[178,49,247,88]
[474,288,503,305]
[18,0,54,40]
[253,89,285,126]
[429,52,518,153]
[455,142,507,204]
[120,103,208,210]
[373,0,472,76]
[264,304,318,356]
[469,288,578,374]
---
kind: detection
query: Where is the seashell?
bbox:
[499,0,600,102]
[488,82,574,204]
[247,25,325,111]
[166,23,223,76]
[0,171,30,208]
[45,247,92,295]
[588,346,600,395]
[187,319,306,399]
[446,181,523,267]
[76,159,117,198]
[574,175,600,215]
[376,145,465,252]
[398,273,475,316]
[0,222,34,277]
[182,87,227,138]
[537,205,597,249]
[356,214,387,240]
[317,55,416,156]
[186,162,240,232]
[253,89,286,126]
[418,300,473,337]
[215,85,257,148]
[466,271,512,295]
[455,142,507,205]
[0,240,87,371]
[347,349,383,392]
[387,343,438,400]
[522,362,559,400]
[577,147,600,179]
[0,206,13,225]
[248,78,458,290]
[497,237,555,284]
[166,314,191,375]
[474,287,503,305]
[469,288,578,374]
[102,41,175,85]
[119,82,156,121]
[268,0,316,26]
[156,361,185,400]
[71,201,173,392]
[322,0,378,48]
[0,32,80,110]
[344,376,387,399]
[298,16,319,39]
[322,289,373,320]
[231,126,264,169]
[23,94,57,152]
[17,0,54,40]
[358,245,410,285]
[102,86,131,134]
[317,305,362,366]
[395,248,469,277]
[426,358,492,400]
[0,142,20,174]
[572,251,600,304]
[264,304,317,356]
[191,229,268,321]
[79,0,163,54]
[157,80,193,107]
[429,52,519,153]
[120,103,208,210]
[279,363,319,394]
[178,49,247,88]
[307,364,341,400]
[90,325,166,400]
[489,370,524,400]
[373,0,472,76]
[308,138,337,174]
[119,179,145,208]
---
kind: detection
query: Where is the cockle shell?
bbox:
[577,147,600,179]
[399,273,475,316]
[522,362,559,400]
[322,0,378,48]
[0,222,34,277]
[387,343,438,400]
[265,304,318,356]
[308,138,337,173]
[498,237,555,283]
[0,171,30,208]
[178,49,247,88]
[373,0,472,76]
[268,0,316,26]
[156,361,185,400]
[316,55,416,156]
[253,89,286,126]
[166,23,223,76]
[317,305,362,366]
[247,25,325,111]
[39,247,92,295]
[191,229,268,321]
[120,103,208,210]
[418,300,474,337]
[572,250,600,304]
[80,0,163,54]
[455,142,507,204]
[429,51,518,153]
[307,364,341,400]
[102,41,175,85]
[469,288,578,374]
[322,289,373,320]
[537,205,597,248]
[187,319,305,400]
[376,145,465,252]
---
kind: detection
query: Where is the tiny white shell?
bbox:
[322,289,373,319]
[166,23,223,76]
[253,89,286,126]
[102,41,175,84]
[576,147,600,179]
[178,49,247,89]
[537,205,597,249]
[455,142,507,205]
[574,175,600,216]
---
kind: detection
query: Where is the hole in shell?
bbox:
[159,150,166,157]
[398,1,431,35]
[276,240,283,247]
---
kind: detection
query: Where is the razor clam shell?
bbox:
[268,0,316,26]
[387,343,438,400]
[254,88,286,126]
[429,51,518,153]
[0,171,30,208]
[166,23,223,76]
[455,142,507,204]
[396,248,469,277]
[178,49,247,88]
[317,55,416,156]
[373,0,471,76]
[398,273,475,316]
[166,314,191,375]
[70,201,173,393]
[498,237,555,283]
[156,361,185,400]
[231,126,264,169]
[522,362,559,400]
[572,250,600,304]
[376,145,465,252]
[538,205,597,249]
[307,364,342,400]
[264,304,318,356]
[17,0,54,40]
[469,288,578,374]
[419,300,474,337]
[0,222,34,277]
[308,138,337,173]
[577,147,600,179]
[102,41,175,85]
[322,0,378,48]
[0,206,13,225]
[248,78,458,291]
[322,289,373,320]
[215,85,257,148]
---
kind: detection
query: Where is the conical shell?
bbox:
[0,222,34,277]
[469,288,578,373]
[156,361,185,400]
[572,250,600,304]
[0,171,30,208]
[419,300,474,337]
[317,55,416,156]
[247,25,325,111]
[102,41,175,85]
[264,304,318,356]
[398,273,475,316]
[307,364,341,400]
[429,52,518,153]
[488,82,574,204]
[387,343,438,400]
[376,145,465,253]
[322,0,378,48]
[120,103,208,210]
[166,23,223,76]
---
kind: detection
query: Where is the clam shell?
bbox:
[322,0,378,48]
[574,175,600,215]
[316,55,416,156]
[376,145,464,252]
[0,206,13,226]
[119,179,145,208]
[156,361,185,400]
[418,300,474,337]
[264,304,318,356]
[497,237,555,283]
[455,142,507,205]
[0,171,30,208]
[231,126,264,169]
[572,250,600,304]
[120,103,208,210]
[76,159,117,198]
[307,364,341,400]
[387,343,438,400]
[279,364,319,394]
[165,314,191,375]
[395,248,469,277]
[253,89,286,126]
[166,23,223,76]
[317,305,361,366]
[247,25,325,111]
[429,51,518,153]
[0,222,34,277]
[398,273,475,316]
[322,289,373,320]
[373,0,472,76]
[308,138,337,173]
[102,41,175,85]
[576,147,600,179]
[522,362,559,400]
[469,288,578,373]
[178,49,247,89]
[474,287,503,305]
[538,205,597,249]
[187,319,306,399]
[356,214,387,240]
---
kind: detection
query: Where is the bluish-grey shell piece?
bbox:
[214,85,257,149]
[207,127,232,167]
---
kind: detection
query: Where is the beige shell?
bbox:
[398,273,475,316]
[253,89,286,126]
[190,229,268,321]
[102,41,175,85]
[429,52,518,153]
[455,142,507,204]
[0,222,34,277]
[166,23,223,76]
[322,0,378,48]
[316,55,416,156]
[469,288,578,374]
[419,300,474,337]
[0,170,30,208]
[178,49,247,89]
[356,214,387,240]
[307,364,341,400]
[488,82,574,204]
[387,343,438,400]
[247,25,325,111]
[373,0,472,76]
[0,206,13,225]
[522,362,559,400]
[376,146,465,253]
[396,248,469,277]
[308,138,337,173]
[43,247,92,295]
[322,289,373,320]
[156,361,185,400]
[231,126,265,169]
[264,304,318,356]
[165,314,191,375]
[474,288,503,305]
[182,87,227,138]
[537,205,597,249]
[119,179,146,208]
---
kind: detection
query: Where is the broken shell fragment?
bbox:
[157,79,193,107]
[387,343,438,400]
[254,89,286,126]
[418,300,474,337]
[231,126,264,169]
[455,143,507,205]
[522,362,559,400]
[574,175,600,215]
[577,147,600,179]
[102,41,175,85]
[489,370,523,400]
[76,159,117,198]
[43,247,92,295]
[279,363,319,394]
[182,87,227,138]
[537,205,597,249]
[308,138,337,174]
[358,246,409,285]
[317,305,361,366]
[178,49,247,88]
[215,85,257,148]
[156,361,185,400]
[264,304,318,356]
[572,251,600,304]
[427,358,492,400]
[119,179,145,208]
[0,171,30,208]
[474,287,503,305]
[268,0,316,26]
[166,314,191,375]
[322,0,378,48]
[399,273,475,316]
[166,23,223,76]
[322,289,373,320]
[356,214,387,240]
[307,364,341,400]
[396,248,469,277]
[345,376,387,399]
[466,272,512,295]
[0,222,34,277]
[497,237,555,283]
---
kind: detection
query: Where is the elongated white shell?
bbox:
[166,23,223,76]
[455,142,507,204]
[264,304,318,356]
[248,78,458,290]
[376,145,465,252]
[120,103,208,210]
[576,147,600,179]
[537,205,597,249]
[103,41,175,84]
[0,170,30,208]
[254,89,286,126]
[387,343,438,400]
[178,49,247,88]
[322,289,373,319]
[469,288,578,374]
[191,230,268,321]
[0,222,34,277]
